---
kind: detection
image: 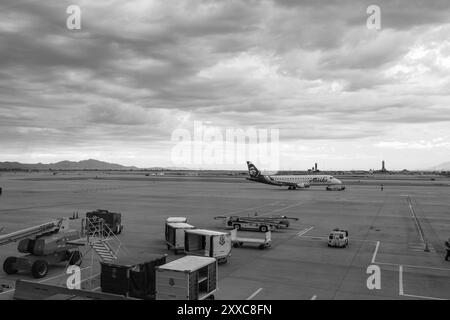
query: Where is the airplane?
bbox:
[246,161,344,190]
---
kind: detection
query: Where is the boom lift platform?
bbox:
[0,218,83,278]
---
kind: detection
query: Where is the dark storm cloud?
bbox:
[0,0,449,165]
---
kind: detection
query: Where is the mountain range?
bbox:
[0,159,139,171]
[428,161,450,171]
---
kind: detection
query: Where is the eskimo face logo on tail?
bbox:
[249,167,259,177]
[247,162,260,178]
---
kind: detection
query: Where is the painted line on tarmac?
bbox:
[376,261,450,272]
[246,288,263,300]
[406,196,428,247]
[297,226,314,237]
[371,241,380,264]
[399,265,446,300]
[399,265,404,295]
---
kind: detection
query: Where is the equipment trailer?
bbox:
[230,229,271,249]
[215,215,283,232]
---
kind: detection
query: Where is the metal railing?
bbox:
[83,217,122,260]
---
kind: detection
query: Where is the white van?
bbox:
[328,229,349,248]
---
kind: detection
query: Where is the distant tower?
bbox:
[315,163,318,171]
[381,160,386,172]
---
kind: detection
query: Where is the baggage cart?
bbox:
[155,256,217,300]
[230,229,271,249]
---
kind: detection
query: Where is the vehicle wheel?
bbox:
[258,244,265,250]
[233,243,239,248]
[259,225,268,233]
[31,260,49,279]
[233,224,241,230]
[69,251,83,266]
[3,257,18,275]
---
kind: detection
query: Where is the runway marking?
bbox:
[310,295,317,300]
[297,226,314,237]
[376,261,450,272]
[371,241,380,264]
[399,265,404,295]
[398,265,446,300]
[406,196,431,252]
[246,288,263,300]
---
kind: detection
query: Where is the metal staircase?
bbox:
[83,217,121,262]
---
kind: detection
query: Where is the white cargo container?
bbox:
[155,256,217,300]
[184,229,231,264]
[166,217,188,223]
[165,222,195,254]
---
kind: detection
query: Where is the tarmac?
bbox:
[0,172,449,300]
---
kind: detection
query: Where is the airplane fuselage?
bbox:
[245,161,343,189]
[247,174,342,187]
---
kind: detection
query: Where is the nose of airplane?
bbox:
[332,177,343,184]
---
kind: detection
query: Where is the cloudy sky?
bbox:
[1,0,450,170]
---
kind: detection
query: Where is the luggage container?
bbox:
[184,229,231,264]
[100,254,167,299]
[165,221,195,254]
[155,255,217,300]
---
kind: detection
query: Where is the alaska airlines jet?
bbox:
[246,161,343,190]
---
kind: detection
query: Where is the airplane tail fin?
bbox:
[247,161,261,178]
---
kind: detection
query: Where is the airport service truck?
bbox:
[155,255,217,300]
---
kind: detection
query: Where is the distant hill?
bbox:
[429,161,450,171]
[0,159,138,171]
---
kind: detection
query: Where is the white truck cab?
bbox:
[328,228,349,248]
